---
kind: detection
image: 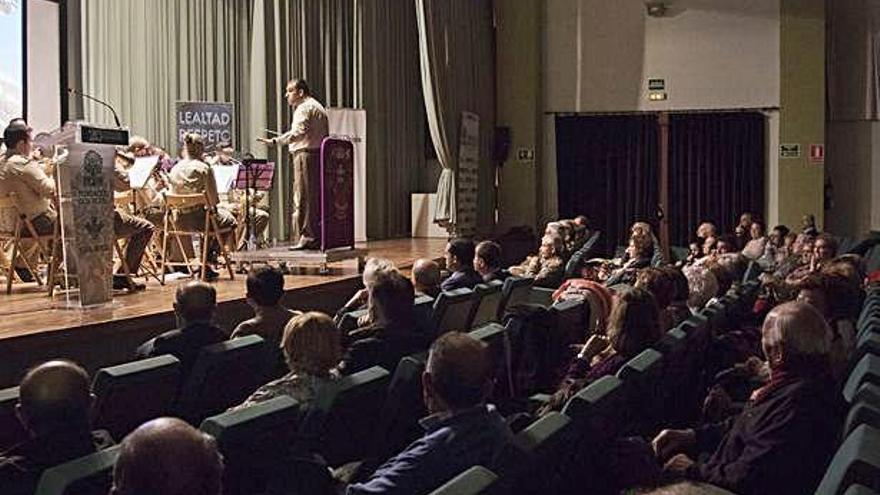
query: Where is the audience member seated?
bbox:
[604,236,653,287]
[733,212,754,250]
[232,312,340,411]
[682,264,719,312]
[509,234,565,288]
[411,258,441,299]
[339,271,426,374]
[631,221,665,266]
[636,267,678,330]
[335,257,398,326]
[540,287,662,414]
[136,281,227,378]
[661,266,693,326]
[651,302,842,495]
[473,240,510,283]
[740,221,767,260]
[759,224,791,268]
[231,266,301,362]
[552,277,614,334]
[0,360,114,495]
[714,235,737,256]
[344,332,512,494]
[440,238,483,291]
[636,481,736,495]
[696,222,718,243]
[110,417,223,495]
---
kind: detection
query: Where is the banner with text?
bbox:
[175,101,234,150]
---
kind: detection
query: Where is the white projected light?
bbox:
[0,0,23,130]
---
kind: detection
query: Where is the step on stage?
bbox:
[229,244,369,274]
[0,238,446,388]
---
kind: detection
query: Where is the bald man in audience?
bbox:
[411,258,441,299]
[652,302,842,495]
[111,417,223,495]
[136,281,226,378]
[0,360,114,495]
[346,332,512,494]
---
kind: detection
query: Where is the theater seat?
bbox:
[0,385,25,452]
[617,349,665,432]
[92,354,181,440]
[844,403,880,438]
[34,445,120,495]
[309,365,391,466]
[414,294,437,336]
[200,396,301,495]
[467,281,505,329]
[656,327,687,355]
[562,375,627,442]
[428,466,499,495]
[496,412,573,494]
[176,335,268,424]
[528,287,555,307]
[498,276,534,319]
[844,485,880,495]
[852,383,880,410]
[550,297,588,346]
[844,355,880,403]
[433,288,477,335]
[369,356,427,462]
[338,308,369,333]
[815,424,880,495]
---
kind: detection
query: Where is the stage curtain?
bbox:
[555,115,660,257]
[416,0,495,237]
[667,112,766,247]
[80,0,254,150]
[827,0,880,121]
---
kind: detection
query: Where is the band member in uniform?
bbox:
[111,153,155,291]
[208,144,270,247]
[168,133,237,280]
[0,119,55,282]
[258,79,328,250]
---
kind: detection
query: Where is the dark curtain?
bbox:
[667,113,766,247]
[556,115,660,257]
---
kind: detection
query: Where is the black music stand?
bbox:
[235,159,275,250]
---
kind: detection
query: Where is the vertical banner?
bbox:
[456,112,479,237]
[57,143,115,306]
[327,108,366,242]
[320,138,355,251]
[175,101,235,150]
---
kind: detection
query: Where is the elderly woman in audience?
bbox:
[740,221,767,260]
[339,270,426,374]
[509,234,565,288]
[652,302,842,495]
[539,287,662,414]
[232,312,340,411]
[335,257,397,326]
[635,267,678,330]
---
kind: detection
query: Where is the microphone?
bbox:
[67,88,122,128]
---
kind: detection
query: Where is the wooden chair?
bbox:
[160,192,235,283]
[112,191,162,285]
[0,193,58,294]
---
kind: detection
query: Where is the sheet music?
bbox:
[213,164,240,194]
[129,156,159,189]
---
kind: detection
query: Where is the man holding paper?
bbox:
[258,79,328,250]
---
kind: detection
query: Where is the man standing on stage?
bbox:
[258,79,328,250]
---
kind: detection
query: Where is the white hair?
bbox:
[362,257,397,287]
[683,264,718,310]
[762,301,831,365]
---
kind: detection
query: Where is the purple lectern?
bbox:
[320,137,355,251]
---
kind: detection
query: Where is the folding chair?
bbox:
[160,192,235,282]
[0,193,58,294]
[112,191,162,286]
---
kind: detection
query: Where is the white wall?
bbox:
[544,0,780,112]
[26,0,61,131]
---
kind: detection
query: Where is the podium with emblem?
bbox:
[53,123,128,307]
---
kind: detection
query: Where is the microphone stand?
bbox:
[68,88,122,128]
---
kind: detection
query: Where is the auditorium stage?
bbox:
[0,237,447,388]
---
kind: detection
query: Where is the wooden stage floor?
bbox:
[0,238,446,387]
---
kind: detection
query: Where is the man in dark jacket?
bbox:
[0,360,115,495]
[136,281,227,378]
[440,238,482,291]
[652,302,843,495]
[474,241,510,284]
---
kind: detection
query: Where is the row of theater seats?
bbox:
[814,285,880,495]
[426,279,763,495]
[18,302,585,495]
[6,277,580,495]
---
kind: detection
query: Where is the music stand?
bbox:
[235,159,275,250]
